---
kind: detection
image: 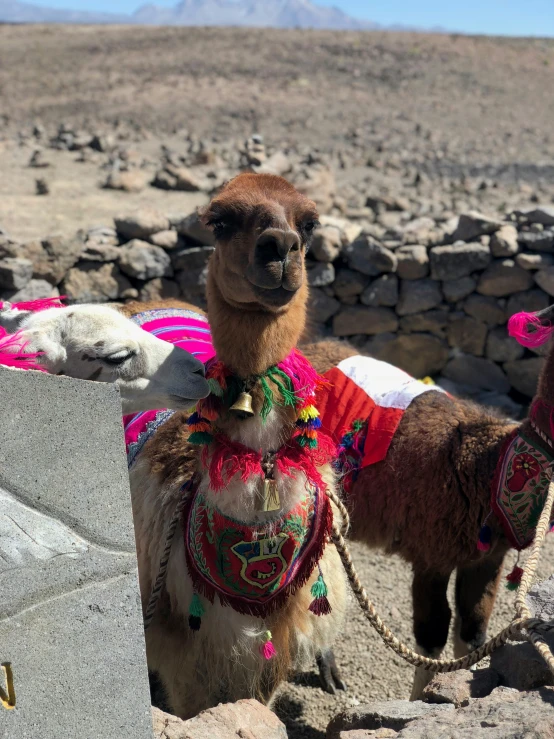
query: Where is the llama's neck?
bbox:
[206,271,308,377]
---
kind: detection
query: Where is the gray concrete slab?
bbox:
[0,367,153,739]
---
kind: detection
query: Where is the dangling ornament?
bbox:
[229,391,254,418]
[188,592,205,631]
[506,564,524,591]
[309,565,332,616]
[260,630,276,660]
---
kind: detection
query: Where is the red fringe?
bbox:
[203,435,263,491]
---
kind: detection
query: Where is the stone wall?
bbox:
[3,203,554,415]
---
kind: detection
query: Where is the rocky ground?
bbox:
[2,24,554,738]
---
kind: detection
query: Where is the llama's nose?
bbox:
[256,228,301,260]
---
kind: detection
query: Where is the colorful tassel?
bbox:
[508,311,554,348]
[189,431,214,445]
[477,523,492,552]
[309,568,332,616]
[506,565,524,591]
[188,593,204,631]
[207,377,224,397]
[0,296,65,313]
[260,631,276,660]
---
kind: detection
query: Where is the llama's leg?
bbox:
[410,569,451,700]
[316,648,347,694]
[453,550,506,658]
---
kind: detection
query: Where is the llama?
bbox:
[126,173,348,717]
[301,306,554,698]
[0,299,209,413]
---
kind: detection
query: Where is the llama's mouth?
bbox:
[250,283,298,308]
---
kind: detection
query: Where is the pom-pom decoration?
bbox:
[508,311,554,348]
[506,565,524,591]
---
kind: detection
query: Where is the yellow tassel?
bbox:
[298,405,319,422]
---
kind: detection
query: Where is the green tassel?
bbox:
[506,581,519,591]
[267,368,298,407]
[259,376,275,421]
[189,593,204,618]
[310,574,328,599]
[189,431,213,445]
[298,436,317,449]
[207,378,224,397]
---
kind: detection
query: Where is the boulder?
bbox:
[171,211,215,246]
[451,211,504,242]
[506,288,550,317]
[534,265,554,296]
[422,668,499,708]
[395,245,429,280]
[518,229,554,253]
[326,700,453,738]
[463,294,505,326]
[515,252,554,271]
[486,326,525,362]
[399,310,448,336]
[115,208,170,240]
[153,699,287,739]
[441,276,477,303]
[307,261,335,287]
[153,165,205,191]
[118,240,172,281]
[345,234,397,276]
[368,334,449,377]
[361,274,399,307]
[401,216,441,247]
[171,246,214,272]
[0,257,33,289]
[443,355,510,392]
[311,224,343,262]
[333,306,398,336]
[61,262,134,303]
[490,225,519,257]
[477,259,533,297]
[3,278,59,303]
[80,242,121,262]
[139,278,181,302]
[148,230,181,250]
[333,268,369,299]
[447,315,487,356]
[527,576,554,621]
[396,279,442,316]
[513,206,554,226]
[19,235,83,285]
[430,243,490,281]
[503,357,544,397]
[309,288,341,323]
[490,639,554,691]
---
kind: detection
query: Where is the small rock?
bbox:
[307,261,335,287]
[361,274,399,307]
[534,265,554,297]
[3,278,59,303]
[309,288,341,323]
[486,326,525,362]
[396,279,442,316]
[171,246,214,272]
[255,151,291,176]
[145,229,180,250]
[422,668,499,708]
[447,315,487,356]
[326,700,453,738]
[490,225,519,257]
[332,268,368,299]
[333,306,398,336]
[367,333,449,377]
[18,235,83,285]
[527,576,554,621]
[401,216,440,247]
[0,258,33,289]
[311,225,343,262]
[80,242,121,262]
[294,166,336,214]
[463,295,506,326]
[86,225,118,245]
[153,164,205,191]
[395,245,429,280]
[506,288,550,317]
[320,215,363,246]
[345,234,397,276]
[451,211,503,242]
[518,229,554,253]
[35,178,49,195]
[490,638,554,691]
[477,259,533,297]
[28,148,50,168]
[503,357,544,397]
[139,278,181,302]
[171,211,215,246]
[516,252,554,270]
[441,276,477,303]
[104,170,148,193]
[443,355,510,392]
[153,699,287,739]
[513,206,554,226]
[430,243,491,281]
[115,208,170,240]
[61,262,133,303]
[399,310,448,336]
[118,240,172,281]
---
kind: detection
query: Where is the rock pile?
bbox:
[3,203,554,410]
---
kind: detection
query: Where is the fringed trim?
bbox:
[0,296,66,313]
[0,328,46,372]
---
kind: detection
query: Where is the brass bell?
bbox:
[229,391,254,418]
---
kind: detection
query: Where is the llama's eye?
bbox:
[101,350,136,366]
[208,219,236,239]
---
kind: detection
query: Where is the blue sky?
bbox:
[23,0,554,37]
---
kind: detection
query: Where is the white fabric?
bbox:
[337,355,445,410]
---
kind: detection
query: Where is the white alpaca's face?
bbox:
[0,304,209,413]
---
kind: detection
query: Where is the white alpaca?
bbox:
[0,302,209,413]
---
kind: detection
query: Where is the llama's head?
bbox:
[202,173,319,313]
[0,303,209,413]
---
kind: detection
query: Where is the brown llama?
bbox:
[301,306,554,698]
[125,174,348,717]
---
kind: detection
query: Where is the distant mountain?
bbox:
[0,0,128,23]
[133,0,376,29]
[0,0,376,28]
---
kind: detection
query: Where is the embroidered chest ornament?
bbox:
[184,347,337,657]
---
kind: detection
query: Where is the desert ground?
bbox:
[1,24,554,737]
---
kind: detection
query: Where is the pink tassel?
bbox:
[0,296,66,313]
[277,349,328,401]
[0,329,46,371]
[260,631,276,660]
[508,311,554,348]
